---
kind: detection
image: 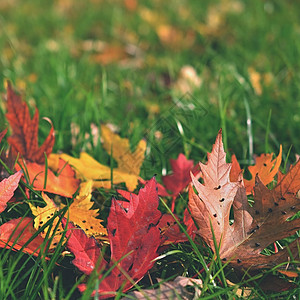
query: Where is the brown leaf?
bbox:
[188,129,240,249]
[190,130,300,277]
[123,276,202,300]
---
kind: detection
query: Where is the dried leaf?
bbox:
[123,276,202,299]
[188,130,240,249]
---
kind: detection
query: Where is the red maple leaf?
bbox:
[162,153,200,211]
[5,82,55,164]
[64,177,162,298]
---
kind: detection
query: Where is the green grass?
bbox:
[1,0,300,298]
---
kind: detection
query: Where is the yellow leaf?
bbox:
[49,125,146,191]
[100,124,146,190]
[29,183,107,248]
[66,181,107,238]
[29,193,63,248]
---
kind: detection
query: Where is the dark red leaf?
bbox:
[5,82,55,164]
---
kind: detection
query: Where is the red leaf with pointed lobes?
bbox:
[0,171,22,213]
[162,153,200,211]
[0,217,46,257]
[65,177,162,297]
[62,219,104,275]
[138,177,170,197]
[5,81,55,164]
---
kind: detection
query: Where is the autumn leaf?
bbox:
[65,177,162,297]
[0,217,46,257]
[62,219,104,275]
[16,159,80,198]
[29,184,107,248]
[100,124,146,191]
[124,276,202,299]
[138,177,170,197]
[49,124,146,191]
[230,147,282,194]
[5,82,55,164]
[189,129,300,274]
[188,129,240,248]
[158,214,189,246]
[162,153,200,211]
[0,171,22,213]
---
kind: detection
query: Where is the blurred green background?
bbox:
[1,0,299,176]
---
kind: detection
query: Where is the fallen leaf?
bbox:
[0,217,46,257]
[65,178,162,297]
[123,276,202,299]
[158,214,188,246]
[0,171,22,213]
[100,124,146,191]
[189,130,300,277]
[244,147,282,194]
[17,159,80,198]
[230,147,282,195]
[138,177,170,197]
[162,153,200,211]
[62,219,104,276]
[49,125,146,191]
[5,82,55,164]
[188,130,240,248]
[29,184,107,248]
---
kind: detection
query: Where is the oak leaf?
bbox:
[5,82,55,164]
[188,129,240,248]
[189,130,300,274]
[64,177,161,297]
[0,217,46,257]
[0,171,22,213]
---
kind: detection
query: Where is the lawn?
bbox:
[0,0,300,299]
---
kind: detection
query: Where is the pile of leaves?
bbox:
[0,82,299,298]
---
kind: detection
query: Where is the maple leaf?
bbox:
[162,153,200,211]
[230,147,282,194]
[0,217,46,257]
[5,82,55,164]
[64,177,162,297]
[29,183,107,248]
[16,158,80,198]
[189,130,300,274]
[0,171,22,213]
[49,125,146,191]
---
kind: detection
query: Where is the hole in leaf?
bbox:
[219,198,225,202]
[82,220,86,223]
[111,228,116,236]
[214,185,221,190]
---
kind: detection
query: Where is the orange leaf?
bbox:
[244,146,282,194]
[0,217,46,257]
[5,81,55,164]
[17,159,80,198]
